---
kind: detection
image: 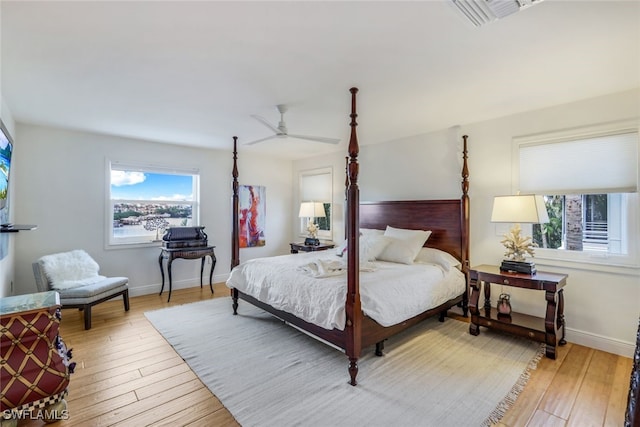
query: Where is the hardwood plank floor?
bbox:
[13,284,632,427]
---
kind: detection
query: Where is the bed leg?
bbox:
[348,358,358,386]
[462,298,469,318]
[375,341,385,356]
[439,310,447,322]
[231,288,239,315]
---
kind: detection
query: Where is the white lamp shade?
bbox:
[491,195,549,224]
[298,202,326,218]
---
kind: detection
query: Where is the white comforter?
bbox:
[226,251,465,331]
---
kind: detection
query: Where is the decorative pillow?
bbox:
[40,249,105,290]
[377,226,432,265]
[414,247,462,272]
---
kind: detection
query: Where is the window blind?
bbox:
[519,131,638,194]
[301,172,331,202]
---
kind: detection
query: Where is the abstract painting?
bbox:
[239,185,266,248]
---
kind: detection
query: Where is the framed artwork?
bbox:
[0,119,14,260]
[239,185,266,248]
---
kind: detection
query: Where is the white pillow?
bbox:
[362,234,391,260]
[414,247,462,272]
[360,228,384,236]
[377,226,432,265]
[40,249,104,290]
[335,234,390,262]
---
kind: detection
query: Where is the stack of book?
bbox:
[499,260,537,275]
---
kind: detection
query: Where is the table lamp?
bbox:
[298,202,326,246]
[491,194,549,274]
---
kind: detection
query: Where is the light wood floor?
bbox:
[16,285,632,427]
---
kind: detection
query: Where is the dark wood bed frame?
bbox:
[230,87,470,386]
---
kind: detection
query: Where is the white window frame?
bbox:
[512,120,639,270]
[298,167,333,241]
[105,159,200,249]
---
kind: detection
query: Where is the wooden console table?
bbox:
[158,246,216,302]
[469,264,568,359]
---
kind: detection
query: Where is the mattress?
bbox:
[226,251,465,330]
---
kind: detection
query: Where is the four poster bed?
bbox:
[228,87,470,386]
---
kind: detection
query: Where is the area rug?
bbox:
[145,297,543,427]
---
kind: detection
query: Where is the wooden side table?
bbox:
[468,264,568,359]
[289,242,335,254]
[158,246,216,302]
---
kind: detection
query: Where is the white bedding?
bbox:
[226,251,465,331]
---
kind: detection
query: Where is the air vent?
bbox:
[451,0,543,27]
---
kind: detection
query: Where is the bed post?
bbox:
[231,136,240,314]
[345,87,362,386]
[344,156,348,240]
[460,135,470,317]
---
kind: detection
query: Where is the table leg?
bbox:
[558,289,567,345]
[200,257,205,288]
[208,254,216,294]
[167,258,174,302]
[544,290,557,359]
[483,280,491,312]
[158,253,165,296]
[469,276,480,336]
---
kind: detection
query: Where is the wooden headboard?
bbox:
[359,199,468,263]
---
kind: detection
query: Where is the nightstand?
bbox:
[290,242,335,254]
[468,264,568,359]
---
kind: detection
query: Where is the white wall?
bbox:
[12,124,293,297]
[294,88,640,357]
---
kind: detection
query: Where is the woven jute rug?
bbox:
[146,297,542,427]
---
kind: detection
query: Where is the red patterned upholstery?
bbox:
[1,305,70,411]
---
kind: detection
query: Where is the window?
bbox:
[514,121,639,267]
[107,161,199,247]
[532,193,629,254]
[299,167,332,240]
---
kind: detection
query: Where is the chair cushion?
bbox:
[57,277,128,299]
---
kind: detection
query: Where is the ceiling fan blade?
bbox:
[251,115,280,134]
[244,135,279,146]
[287,134,341,144]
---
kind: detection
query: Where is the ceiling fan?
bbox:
[245,104,341,145]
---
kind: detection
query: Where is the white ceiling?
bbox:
[2,1,639,160]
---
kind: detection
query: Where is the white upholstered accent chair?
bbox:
[32,250,130,330]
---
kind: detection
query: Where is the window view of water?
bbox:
[109,169,197,245]
[113,218,191,238]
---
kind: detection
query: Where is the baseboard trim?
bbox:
[566,327,634,358]
[128,273,230,298]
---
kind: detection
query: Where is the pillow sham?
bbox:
[377,226,431,264]
[414,247,462,272]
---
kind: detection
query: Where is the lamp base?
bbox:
[304,238,320,246]
[500,260,537,275]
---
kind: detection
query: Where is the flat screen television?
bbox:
[0,118,13,217]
